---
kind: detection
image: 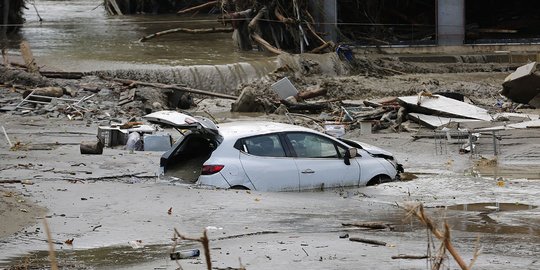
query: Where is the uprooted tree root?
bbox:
[403,203,481,270]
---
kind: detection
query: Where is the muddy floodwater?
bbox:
[12,0,272,71]
[0,115,539,270]
[1,1,540,269]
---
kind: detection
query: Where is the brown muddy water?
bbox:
[1,172,539,269]
[14,0,271,70]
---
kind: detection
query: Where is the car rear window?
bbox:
[241,134,286,157]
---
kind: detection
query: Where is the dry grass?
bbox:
[404,203,477,270]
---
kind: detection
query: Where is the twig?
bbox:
[468,235,482,269]
[391,254,429,260]
[349,237,387,246]
[139,27,233,42]
[103,77,238,100]
[91,3,103,11]
[2,126,12,147]
[177,1,218,14]
[341,221,389,230]
[0,180,22,184]
[28,0,43,22]
[43,218,58,270]
[404,204,471,270]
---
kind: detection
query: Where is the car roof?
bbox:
[217,121,316,140]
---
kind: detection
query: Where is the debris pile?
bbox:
[229,59,540,156]
[2,53,539,158]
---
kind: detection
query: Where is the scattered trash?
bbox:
[323,122,345,138]
[170,249,200,260]
[271,77,298,100]
[497,177,505,187]
[80,137,104,155]
[126,132,143,151]
[128,240,144,249]
[64,238,74,245]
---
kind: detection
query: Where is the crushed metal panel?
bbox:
[408,113,482,129]
[397,95,492,121]
[502,62,540,107]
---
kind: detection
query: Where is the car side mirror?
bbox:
[344,148,357,165]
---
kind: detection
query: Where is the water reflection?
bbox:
[16,0,271,71]
[445,202,540,236]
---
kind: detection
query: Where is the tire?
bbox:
[367,175,392,186]
[229,185,250,190]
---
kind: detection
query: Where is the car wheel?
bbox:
[229,185,250,190]
[367,175,391,186]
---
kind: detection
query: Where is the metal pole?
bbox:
[492,131,498,156]
[469,132,474,157]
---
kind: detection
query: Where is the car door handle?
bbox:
[301,169,315,174]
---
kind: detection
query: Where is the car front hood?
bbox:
[355,141,395,158]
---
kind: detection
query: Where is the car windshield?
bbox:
[285,133,345,158]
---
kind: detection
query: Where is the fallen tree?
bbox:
[139,0,334,55]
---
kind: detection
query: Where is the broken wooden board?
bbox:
[397,95,493,121]
[118,88,136,106]
[502,62,540,108]
[408,113,482,129]
[477,119,540,131]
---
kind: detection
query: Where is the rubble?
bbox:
[2,53,540,161]
[501,62,540,108]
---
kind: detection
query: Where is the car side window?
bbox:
[286,133,342,158]
[243,134,286,157]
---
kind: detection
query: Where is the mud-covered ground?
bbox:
[1,56,540,269]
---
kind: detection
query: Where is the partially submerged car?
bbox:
[145,111,402,192]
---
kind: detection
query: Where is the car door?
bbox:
[238,134,300,192]
[284,132,361,190]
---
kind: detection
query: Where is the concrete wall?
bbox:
[437,0,465,45]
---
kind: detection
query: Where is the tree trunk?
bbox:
[1,0,10,46]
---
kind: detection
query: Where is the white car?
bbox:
[145,111,402,192]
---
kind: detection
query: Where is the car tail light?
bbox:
[201,165,224,175]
